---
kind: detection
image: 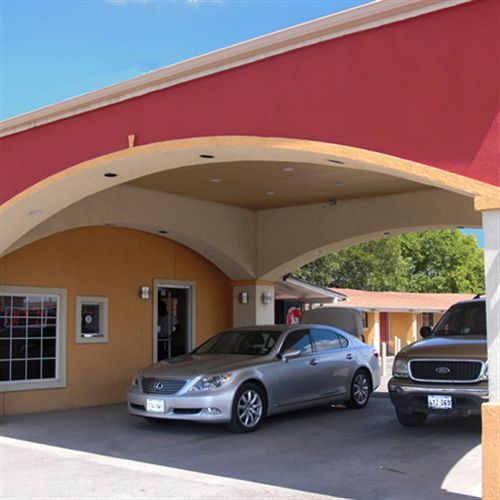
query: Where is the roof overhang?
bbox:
[0,0,470,138]
[275,276,347,302]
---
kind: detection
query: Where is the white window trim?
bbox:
[0,285,67,393]
[75,296,109,344]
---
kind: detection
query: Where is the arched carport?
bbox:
[1,0,499,495]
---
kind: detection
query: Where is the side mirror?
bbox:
[281,348,301,362]
[420,326,432,338]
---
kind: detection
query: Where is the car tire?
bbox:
[345,370,371,409]
[227,382,266,433]
[395,409,427,427]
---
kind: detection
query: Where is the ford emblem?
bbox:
[435,367,450,375]
[154,382,164,390]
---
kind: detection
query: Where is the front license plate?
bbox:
[146,399,165,413]
[428,395,452,410]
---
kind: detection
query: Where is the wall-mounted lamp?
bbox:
[238,291,249,304]
[139,286,150,300]
[261,292,273,305]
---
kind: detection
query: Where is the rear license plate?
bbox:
[146,399,165,413]
[428,395,452,410]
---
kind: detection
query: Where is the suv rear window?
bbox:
[432,301,486,336]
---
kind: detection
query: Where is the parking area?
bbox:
[0,394,481,500]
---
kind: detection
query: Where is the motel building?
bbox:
[0,0,499,496]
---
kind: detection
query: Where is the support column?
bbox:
[232,280,275,327]
[481,208,500,500]
[373,311,381,352]
[412,312,418,343]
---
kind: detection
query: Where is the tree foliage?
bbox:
[292,230,484,294]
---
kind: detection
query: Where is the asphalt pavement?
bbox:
[0,389,481,500]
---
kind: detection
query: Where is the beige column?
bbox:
[480,208,500,499]
[373,311,381,353]
[232,281,275,328]
[412,312,418,343]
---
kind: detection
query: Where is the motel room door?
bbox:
[380,312,390,353]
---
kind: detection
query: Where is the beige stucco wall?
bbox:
[388,313,414,352]
[0,227,232,415]
[482,403,500,499]
[364,312,376,346]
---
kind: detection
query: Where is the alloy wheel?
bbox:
[237,389,263,428]
[353,373,369,405]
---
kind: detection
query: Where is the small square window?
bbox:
[75,297,108,344]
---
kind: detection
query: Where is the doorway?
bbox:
[380,312,391,354]
[154,281,195,362]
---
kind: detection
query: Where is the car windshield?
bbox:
[432,301,486,336]
[193,330,282,356]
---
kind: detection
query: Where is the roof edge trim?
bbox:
[0,0,470,138]
[284,275,347,300]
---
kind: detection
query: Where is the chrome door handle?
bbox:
[345,354,353,360]
[309,359,319,366]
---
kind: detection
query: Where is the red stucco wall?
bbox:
[1,0,499,204]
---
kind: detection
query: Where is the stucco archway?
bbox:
[1,136,496,266]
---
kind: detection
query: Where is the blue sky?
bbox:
[1,0,369,119]
[0,0,485,247]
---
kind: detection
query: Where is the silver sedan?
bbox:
[127,325,380,432]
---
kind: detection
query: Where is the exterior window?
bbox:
[311,328,342,352]
[75,296,108,344]
[362,312,369,330]
[0,286,67,392]
[422,312,435,328]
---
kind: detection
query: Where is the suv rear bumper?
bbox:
[388,377,488,416]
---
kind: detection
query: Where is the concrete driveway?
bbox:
[0,395,481,500]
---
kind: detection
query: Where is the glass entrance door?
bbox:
[155,283,193,362]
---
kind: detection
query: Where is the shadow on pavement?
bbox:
[0,397,481,499]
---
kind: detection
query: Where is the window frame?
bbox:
[75,296,109,344]
[0,285,67,392]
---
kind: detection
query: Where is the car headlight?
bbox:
[189,374,233,392]
[132,373,141,386]
[392,357,409,378]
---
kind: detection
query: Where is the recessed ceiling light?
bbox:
[28,209,42,216]
[158,230,168,234]
[200,154,215,159]
[283,167,295,172]
[328,159,344,165]
[210,178,221,183]
[265,191,275,195]
[104,172,118,178]
[335,182,346,187]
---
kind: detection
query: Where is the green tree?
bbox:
[400,230,484,293]
[292,230,484,294]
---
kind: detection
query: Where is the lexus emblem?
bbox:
[435,367,450,375]
[154,382,164,390]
